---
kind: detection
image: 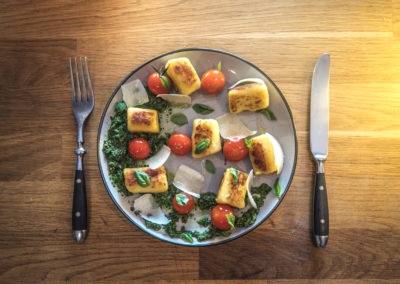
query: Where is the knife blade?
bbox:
[310,53,330,248]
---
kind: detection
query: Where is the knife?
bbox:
[310,53,330,248]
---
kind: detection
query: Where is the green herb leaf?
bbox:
[257,108,277,121]
[232,80,259,88]
[229,168,239,184]
[180,232,194,243]
[175,193,189,206]
[205,160,216,174]
[273,177,281,199]
[217,61,222,72]
[171,113,188,126]
[134,170,151,187]
[226,214,235,230]
[192,103,214,115]
[160,75,171,91]
[244,139,252,148]
[195,138,210,154]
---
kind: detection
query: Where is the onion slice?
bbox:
[173,165,204,198]
[121,79,149,107]
[216,113,257,140]
[145,145,171,169]
[229,78,266,89]
[245,170,257,209]
[158,94,191,105]
[134,194,169,225]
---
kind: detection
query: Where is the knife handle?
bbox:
[72,145,87,243]
[313,161,329,248]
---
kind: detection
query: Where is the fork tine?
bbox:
[69,57,76,104]
[74,57,81,102]
[79,57,88,102]
[84,57,94,105]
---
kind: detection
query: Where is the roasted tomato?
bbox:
[223,138,249,161]
[168,133,192,156]
[201,64,226,94]
[147,72,172,95]
[129,138,150,160]
[211,204,235,230]
[173,192,195,214]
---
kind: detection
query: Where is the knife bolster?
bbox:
[315,159,325,173]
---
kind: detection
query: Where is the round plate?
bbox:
[97,48,297,246]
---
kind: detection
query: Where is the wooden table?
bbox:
[1,0,399,282]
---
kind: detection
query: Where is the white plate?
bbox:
[97,48,298,246]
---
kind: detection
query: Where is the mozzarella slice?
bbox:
[245,170,257,209]
[121,79,149,107]
[134,194,169,225]
[173,165,204,198]
[264,133,284,174]
[158,94,191,105]
[145,145,171,169]
[229,78,266,89]
[216,113,257,139]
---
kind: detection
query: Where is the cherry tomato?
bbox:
[129,138,150,160]
[223,138,249,162]
[168,133,192,156]
[211,204,235,230]
[201,69,226,94]
[147,72,171,95]
[173,192,195,214]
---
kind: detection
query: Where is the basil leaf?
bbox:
[195,138,210,154]
[234,80,258,88]
[171,113,188,126]
[180,232,194,243]
[160,75,171,91]
[273,177,281,199]
[226,214,235,230]
[244,139,252,148]
[257,108,277,121]
[175,193,189,206]
[205,160,216,174]
[217,61,222,72]
[134,170,151,187]
[192,103,214,115]
[229,168,239,184]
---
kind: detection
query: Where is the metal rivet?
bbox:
[319,185,324,190]
[75,212,81,217]
[76,178,81,184]
[320,219,325,224]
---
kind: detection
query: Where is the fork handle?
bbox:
[72,145,87,243]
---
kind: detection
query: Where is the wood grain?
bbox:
[0,0,399,282]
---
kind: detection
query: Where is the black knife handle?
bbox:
[313,171,329,248]
[72,170,87,232]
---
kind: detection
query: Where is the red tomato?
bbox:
[168,133,191,156]
[223,138,249,161]
[201,69,226,94]
[147,72,171,95]
[129,138,150,160]
[211,204,235,230]
[173,192,195,214]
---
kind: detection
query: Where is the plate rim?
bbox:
[97,47,298,247]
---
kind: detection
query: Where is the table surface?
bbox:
[1,0,399,282]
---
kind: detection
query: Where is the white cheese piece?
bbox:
[121,79,149,107]
[173,165,205,198]
[145,145,171,169]
[158,94,191,105]
[229,78,266,89]
[245,170,257,209]
[134,194,169,225]
[264,133,284,174]
[216,113,257,140]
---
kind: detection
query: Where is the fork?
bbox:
[69,57,94,243]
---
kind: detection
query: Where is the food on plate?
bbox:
[249,133,284,175]
[216,168,248,209]
[121,79,149,107]
[147,69,172,95]
[211,204,235,230]
[165,57,201,95]
[158,93,191,105]
[168,133,192,156]
[201,62,226,94]
[173,192,195,214]
[223,138,249,162]
[228,81,269,114]
[127,107,160,133]
[129,138,151,160]
[216,113,256,140]
[191,119,221,158]
[173,164,205,198]
[145,145,171,169]
[134,194,170,225]
[124,166,168,193]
